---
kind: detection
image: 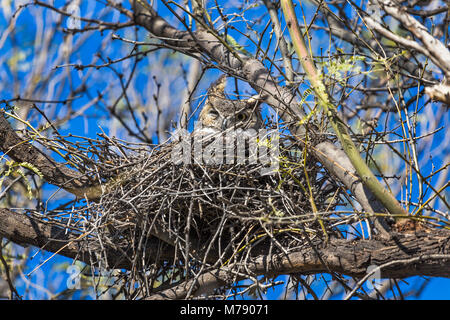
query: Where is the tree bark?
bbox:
[148,227,450,299]
[128,0,393,236]
[1,207,449,300]
[0,208,173,269]
[0,111,96,197]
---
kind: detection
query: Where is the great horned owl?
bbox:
[172,75,271,167]
[195,75,263,135]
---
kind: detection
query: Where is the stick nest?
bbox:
[32,131,345,298]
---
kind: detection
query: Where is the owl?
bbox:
[185,75,264,165]
[195,75,263,135]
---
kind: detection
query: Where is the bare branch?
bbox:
[148,228,450,299]
[0,208,172,269]
[375,0,450,77]
[0,111,95,197]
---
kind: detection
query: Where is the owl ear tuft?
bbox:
[207,75,227,98]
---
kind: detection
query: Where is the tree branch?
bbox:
[127,1,397,236]
[280,0,407,221]
[0,208,172,270]
[375,0,450,78]
[1,205,449,300]
[0,111,97,198]
[425,82,450,105]
[148,228,450,299]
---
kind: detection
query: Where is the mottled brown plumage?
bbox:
[196,75,263,134]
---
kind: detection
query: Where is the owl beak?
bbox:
[221,117,229,131]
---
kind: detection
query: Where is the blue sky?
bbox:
[1,0,449,299]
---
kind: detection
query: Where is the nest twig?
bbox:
[28,130,347,298]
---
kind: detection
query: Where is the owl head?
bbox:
[198,75,263,132]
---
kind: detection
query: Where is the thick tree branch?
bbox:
[129,0,393,236]
[0,111,96,198]
[130,0,305,122]
[6,0,445,300]
[281,0,407,222]
[2,206,449,300]
[313,142,391,237]
[0,208,172,269]
[375,0,450,78]
[425,82,450,105]
[148,228,450,299]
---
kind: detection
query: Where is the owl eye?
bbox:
[236,113,248,122]
[209,109,219,118]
